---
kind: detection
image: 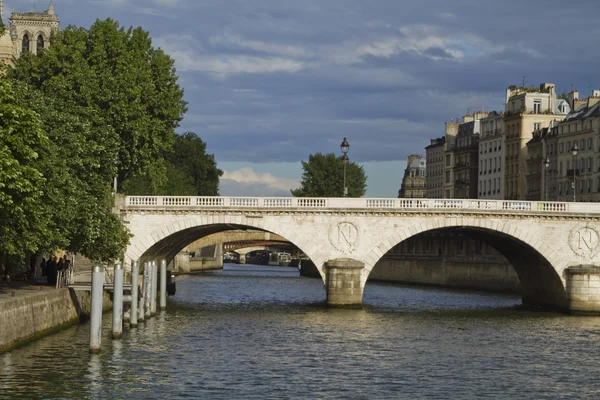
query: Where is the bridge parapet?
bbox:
[123,196,596,214]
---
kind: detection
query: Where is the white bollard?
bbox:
[89,265,105,354]
[130,260,139,327]
[151,261,158,316]
[145,262,152,319]
[112,263,124,339]
[160,259,167,310]
[139,262,147,321]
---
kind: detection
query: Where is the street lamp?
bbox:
[340,137,350,196]
[543,155,550,201]
[571,143,578,202]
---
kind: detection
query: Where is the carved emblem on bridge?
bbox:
[569,226,600,260]
[328,221,360,254]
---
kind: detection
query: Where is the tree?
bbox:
[123,132,223,196]
[10,18,187,190]
[0,80,50,265]
[291,153,367,197]
[7,79,131,263]
[167,132,223,196]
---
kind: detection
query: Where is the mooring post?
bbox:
[139,262,147,321]
[90,265,105,354]
[112,263,124,339]
[145,262,152,319]
[130,260,139,327]
[151,261,158,316]
[160,259,167,310]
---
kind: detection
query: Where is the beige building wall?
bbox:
[479,113,505,199]
[555,94,600,202]
[504,83,570,200]
[425,139,445,198]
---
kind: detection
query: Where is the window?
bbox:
[534,122,541,131]
[588,138,593,150]
[37,35,44,51]
[534,100,542,114]
[445,171,450,183]
[22,35,30,54]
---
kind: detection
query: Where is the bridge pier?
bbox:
[565,266,600,314]
[325,258,365,308]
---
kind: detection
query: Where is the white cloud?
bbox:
[209,32,312,58]
[220,168,299,197]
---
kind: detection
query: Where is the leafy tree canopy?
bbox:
[10,18,188,189]
[0,79,50,259]
[123,132,223,196]
[6,79,131,264]
[291,152,367,197]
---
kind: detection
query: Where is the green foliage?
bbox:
[10,18,188,189]
[123,132,223,196]
[7,78,131,263]
[291,152,367,197]
[167,132,223,196]
[0,80,50,260]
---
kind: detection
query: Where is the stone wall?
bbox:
[0,289,111,353]
[369,257,520,293]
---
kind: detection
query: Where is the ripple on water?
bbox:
[2,265,600,399]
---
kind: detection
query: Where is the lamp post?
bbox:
[340,137,350,197]
[571,143,578,202]
[543,155,550,201]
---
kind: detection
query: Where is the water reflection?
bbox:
[2,265,600,399]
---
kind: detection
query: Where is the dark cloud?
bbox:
[42,0,600,165]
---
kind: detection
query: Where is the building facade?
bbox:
[0,1,58,67]
[554,91,600,202]
[425,137,445,198]
[503,83,570,200]
[478,112,505,199]
[454,113,486,199]
[443,121,459,198]
[398,155,426,198]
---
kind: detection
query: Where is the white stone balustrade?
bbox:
[123,196,595,214]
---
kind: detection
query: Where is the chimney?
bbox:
[540,83,555,98]
[568,90,579,109]
[445,121,459,137]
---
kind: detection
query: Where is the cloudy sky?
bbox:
[5,0,600,197]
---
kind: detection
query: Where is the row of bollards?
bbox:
[89,259,169,354]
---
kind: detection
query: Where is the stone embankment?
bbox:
[0,286,111,353]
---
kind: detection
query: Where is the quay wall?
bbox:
[300,257,520,293]
[369,257,521,293]
[0,288,112,353]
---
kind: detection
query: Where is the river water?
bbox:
[2,264,600,399]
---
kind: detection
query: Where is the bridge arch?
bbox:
[127,215,325,280]
[365,216,569,310]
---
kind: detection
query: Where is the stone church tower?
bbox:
[0,1,59,67]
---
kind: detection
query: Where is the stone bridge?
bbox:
[118,196,600,313]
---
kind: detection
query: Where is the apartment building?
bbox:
[554,91,600,202]
[425,138,445,198]
[398,155,426,198]
[478,112,505,199]
[503,83,570,199]
[454,113,487,198]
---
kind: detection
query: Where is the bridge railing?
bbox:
[122,196,597,213]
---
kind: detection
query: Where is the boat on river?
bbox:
[268,252,292,267]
